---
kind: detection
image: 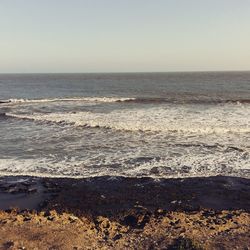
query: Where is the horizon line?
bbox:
[0,69,250,75]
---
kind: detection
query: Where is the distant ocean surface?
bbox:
[0,72,249,178]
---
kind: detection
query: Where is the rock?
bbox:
[2,241,14,249]
[113,234,122,241]
[68,215,78,223]
[180,165,191,173]
[47,216,55,221]
[202,210,216,217]
[27,188,37,193]
[7,187,20,194]
[150,167,160,175]
[224,214,233,220]
[168,237,202,250]
[123,215,138,227]
[100,219,110,228]
[23,217,32,222]
[44,210,51,217]
[155,208,166,217]
[170,200,182,205]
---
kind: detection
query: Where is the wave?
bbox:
[1,97,250,106]
[122,98,250,105]
[0,147,249,179]
[0,112,7,119]
[0,97,136,105]
[6,105,250,134]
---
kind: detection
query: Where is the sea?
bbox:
[0,72,249,179]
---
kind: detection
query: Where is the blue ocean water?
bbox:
[0,72,249,178]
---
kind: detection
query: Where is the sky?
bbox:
[0,0,250,73]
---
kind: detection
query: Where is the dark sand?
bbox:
[0,175,250,249]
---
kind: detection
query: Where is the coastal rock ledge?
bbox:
[0,175,250,249]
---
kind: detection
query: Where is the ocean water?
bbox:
[0,72,249,178]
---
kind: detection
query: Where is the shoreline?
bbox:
[1,175,250,212]
[1,175,250,249]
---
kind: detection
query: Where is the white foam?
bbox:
[0,146,249,179]
[6,104,250,135]
[1,97,135,105]
[2,103,249,179]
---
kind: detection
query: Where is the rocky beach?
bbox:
[0,175,250,249]
[1,0,250,248]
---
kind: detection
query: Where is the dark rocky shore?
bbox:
[0,175,250,249]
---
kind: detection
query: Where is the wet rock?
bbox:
[23,216,32,222]
[122,209,151,229]
[167,237,202,250]
[1,180,38,194]
[2,241,15,249]
[6,187,19,194]
[113,234,122,241]
[123,215,138,227]
[171,200,182,205]
[224,213,233,220]
[162,167,173,174]
[27,188,37,193]
[155,208,166,216]
[21,182,32,187]
[150,167,160,175]
[202,210,216,217]
[180,165,191,173]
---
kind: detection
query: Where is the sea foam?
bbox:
[0,97,135,105]
[6,103,250,135]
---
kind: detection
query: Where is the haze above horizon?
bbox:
[0,0,250,73]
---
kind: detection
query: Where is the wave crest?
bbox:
[6,105,250,134]
[122,98,250,104]
[0,97,136,105]
[1,97,250,105]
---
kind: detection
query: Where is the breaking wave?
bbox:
[1,97,250,106]
[6,104,250,134]
[0,147,249,178]
[122,97,250,105]
[0,97,136,105]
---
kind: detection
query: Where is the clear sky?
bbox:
[0,0,250,73]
